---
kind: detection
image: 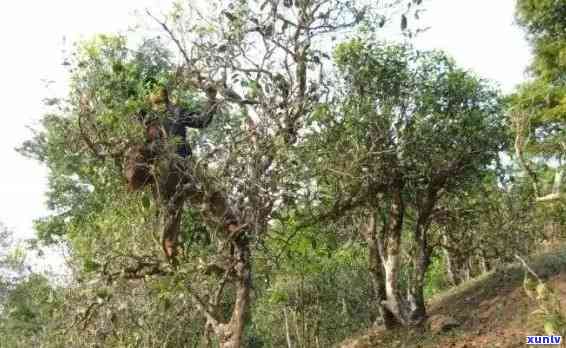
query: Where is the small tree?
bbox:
[511,0,566,203]
[313,40,505,327]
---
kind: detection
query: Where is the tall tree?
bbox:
[20,1,421,346]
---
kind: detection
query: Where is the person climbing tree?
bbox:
[123,81,220,263]
[124,82,219,194]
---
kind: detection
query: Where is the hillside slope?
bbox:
[341,250,566,348]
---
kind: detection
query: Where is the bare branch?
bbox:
[146,10,192,68]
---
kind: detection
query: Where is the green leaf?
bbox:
[544,319,558,335]
[142,195,151,210]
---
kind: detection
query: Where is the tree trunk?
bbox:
[442,234,461,286]
[367,182,435,328]
[406,186,438,326]
[444,250,456,286]
[380,188,409,326]
[283,307,293,348]
[479,252,490,274]
[154,159,253,347]
[462,261,471,282]
[407,222,430,326]
[363,212,401,329]
[189,227,252,348]
[214,234,251,348]
[383,253,406,325]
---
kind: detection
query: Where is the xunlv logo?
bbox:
[526,335,562,345]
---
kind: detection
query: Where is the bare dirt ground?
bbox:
[340,250,566,348]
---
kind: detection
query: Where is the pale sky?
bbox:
[0,0,531,271]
